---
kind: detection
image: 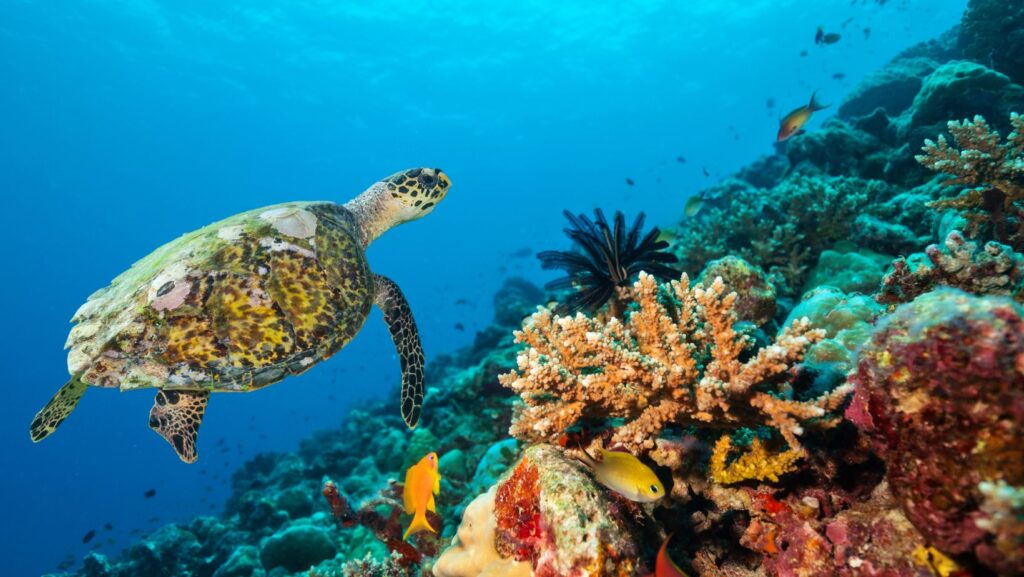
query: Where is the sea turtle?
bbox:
[30,168,450,463]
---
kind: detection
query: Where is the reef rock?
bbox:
[259,522,338,573]
[490,444,653,577]
[960,0,1024,85]
[784,286,883,374]
[839,56,940,119]
[847,289,1024,574]
[696,256,776,326]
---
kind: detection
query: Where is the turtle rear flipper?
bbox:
[149,390,209,463]
[374,274,425,429]
[30,376,88,442]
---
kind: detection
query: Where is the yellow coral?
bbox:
[709,436,802,485]
[500,272,848,452]
[911,545,962,577]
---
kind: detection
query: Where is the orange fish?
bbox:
[777,91,830,142]
[402,452,441,541]
[656,534,689,577]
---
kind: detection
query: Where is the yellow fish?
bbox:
[777,91,830,142]
[580,447,665,503]
[402,452,441,540]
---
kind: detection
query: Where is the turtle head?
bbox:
[380,168,451,221]
[345,167,451,248]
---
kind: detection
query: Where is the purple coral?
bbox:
[847,289,1024,574]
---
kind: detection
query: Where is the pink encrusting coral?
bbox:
[500,272,849,454]
[847,288,1024,575]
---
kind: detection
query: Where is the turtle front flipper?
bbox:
[30,376,88,442]
[148,390,209,463]
[374,274,425,429]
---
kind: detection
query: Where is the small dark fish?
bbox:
[815,26,841,45]
[82,529,96,544]
[454,322,465,331]
[454,298,470,306]
[863,27,871,39]
[148,516,160,524]
[57,557,75,571]
[103,523,113,531]
[675,156,687,164]
[509,247,532,258]
[216,438,225,446]
[832,72,846,80]
[625,178,635,186]
[143,488,156,498]
[800,50,808,57]
[766,97,775,109]
[702,167,711,177]
[130,528,142,536]
[841,17,854,28]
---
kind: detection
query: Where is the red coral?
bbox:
[321,479,440,568]
[494,459,544,562]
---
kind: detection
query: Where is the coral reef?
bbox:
[501,272,847,453]
[878,229,1024,303]
[960,0,1024,85]
[45,3,1024,576]
[847,289,1024,574]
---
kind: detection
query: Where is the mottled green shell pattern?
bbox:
[66,202,373,392]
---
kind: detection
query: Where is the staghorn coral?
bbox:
[500,272,850,453]
[877,229,1024,304]
[917,113,1024,243]
[708,436,802,485]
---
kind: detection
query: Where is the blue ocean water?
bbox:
[0,1,966,575]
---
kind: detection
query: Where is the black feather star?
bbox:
[537,209,679,317]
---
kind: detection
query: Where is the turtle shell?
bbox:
[66,202,374,392]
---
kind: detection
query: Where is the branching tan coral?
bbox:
[500,272,850,452]
[917,114,1024,239]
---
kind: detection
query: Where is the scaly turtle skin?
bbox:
[30,168,450,462]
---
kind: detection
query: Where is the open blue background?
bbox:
[1,1,965,574]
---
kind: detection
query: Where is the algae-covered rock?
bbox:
[491,444,653,577]
[839,56,940,119]
[213,546,264,577]
[697,256,776,326]
[960,0,1024,85]
[803,248,889,295]
[899,60,1024,140]
[847,289,1024,574]
[784,286,882,373]
[439,449,470,483]
[259,524,337,573]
